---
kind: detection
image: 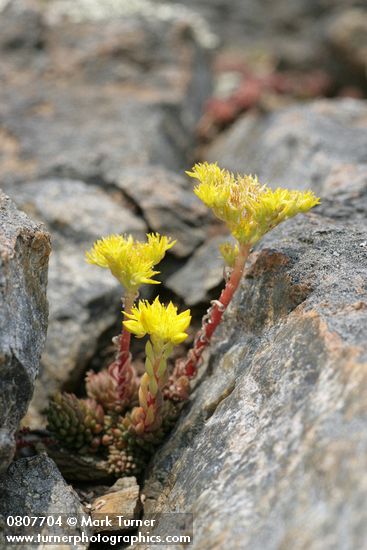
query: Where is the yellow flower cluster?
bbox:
[86,233,175,291]
[187,162,320,248]
[123,297,191,345]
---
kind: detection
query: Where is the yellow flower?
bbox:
[187,162,320,245]
[187,162,233,209]
[145,233,175,264]
[123,297,191,345]
[219,242,239,268]
[85,233,175,291]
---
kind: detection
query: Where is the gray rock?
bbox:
[157,0,366,84]
[116,167,210,257]
[27,241,126,427]
[0,93,185,182]
[318,163,367,223]
[0,0,213,425]
[143,212,367,550]
[44,0,216,49]
[206,99,367,192]
[0,1,213,185]
[4,179,146,244]
[0,2,44,51]
[141,105,367,549]
[327,9,367,86]
[4,179,146,427]
[0,455,89,549]
[165,234,232,305]
[0,191,50,472]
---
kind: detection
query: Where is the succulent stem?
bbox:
[108,291,138,409]
[118,291,135,366]
[176,243,250,381]
[131,339,172,434]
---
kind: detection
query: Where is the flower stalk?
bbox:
[123,297,191,434]
[165,163,320,398]
[118,291,135,365]
[108,291,138,409]
[183,242,250,378]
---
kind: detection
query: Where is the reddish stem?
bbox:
[180,243,250,379]
[117,292,134,368]
[109,292,137,405]
[117,325,131,369]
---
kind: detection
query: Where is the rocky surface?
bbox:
[115,167,210,258]
[141,102,367,549]
[1,2,366,547]
[0,0,214,425]
[206,99,367,191]
[0,192,50,472]
[0,455,89,549]
[3,179,147,426]
[90,477,141,531]
[166,234,232,305]
[0,0,213,185]
[158,0,367,89]
[143,211,367,550]
[7,179,146,244]
[327,8,367,88]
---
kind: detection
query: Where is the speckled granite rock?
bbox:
[0,455,89,549]
[143,208,367,550]
[206,99,367,191]
[141,107,367,549]
[0,192,50,472]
